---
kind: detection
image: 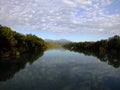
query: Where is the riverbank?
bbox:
[0,25,47,57]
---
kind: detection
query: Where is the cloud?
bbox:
[0,0,120,36]
[62,0,92,7]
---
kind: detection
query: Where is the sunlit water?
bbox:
[0,48,120,90]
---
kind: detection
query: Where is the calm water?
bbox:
[0,48,120,90]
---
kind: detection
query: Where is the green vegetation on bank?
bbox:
[63,35,120,68]
[0,25,47,57]
[63,35,120,54]
[46,42,58,49]
[45,39,71,49]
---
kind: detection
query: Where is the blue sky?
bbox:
[0,0,120,41]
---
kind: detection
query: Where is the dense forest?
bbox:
[63,35,120,54]
[63,35,120,68]
[0,25,47,57]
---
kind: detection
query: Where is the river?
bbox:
[0,48,120,90]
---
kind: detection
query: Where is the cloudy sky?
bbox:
[0,0,120,41]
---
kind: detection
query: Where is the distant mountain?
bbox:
[45,39,72,44]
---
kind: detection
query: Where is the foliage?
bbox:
[46,42,58,49]
[0,25,47,57]
[63,35,120,68]
[63,35,120,54]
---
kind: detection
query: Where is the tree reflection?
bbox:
[65,48,120,68]
[0,51,44,81]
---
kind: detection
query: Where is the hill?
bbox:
[63,35,120,55]
[0,25,47,57]
[45,39,72,44]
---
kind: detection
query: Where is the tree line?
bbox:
[0,25,47,57]
[63,35,120,54]
[63,35,120,68]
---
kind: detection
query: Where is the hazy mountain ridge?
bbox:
[45,39,72,44]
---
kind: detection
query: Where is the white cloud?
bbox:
[0,0,120,36]
[62,0,92,7]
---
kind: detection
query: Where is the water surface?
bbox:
[0,48,120,90]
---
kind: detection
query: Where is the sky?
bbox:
[0,0,120,41]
